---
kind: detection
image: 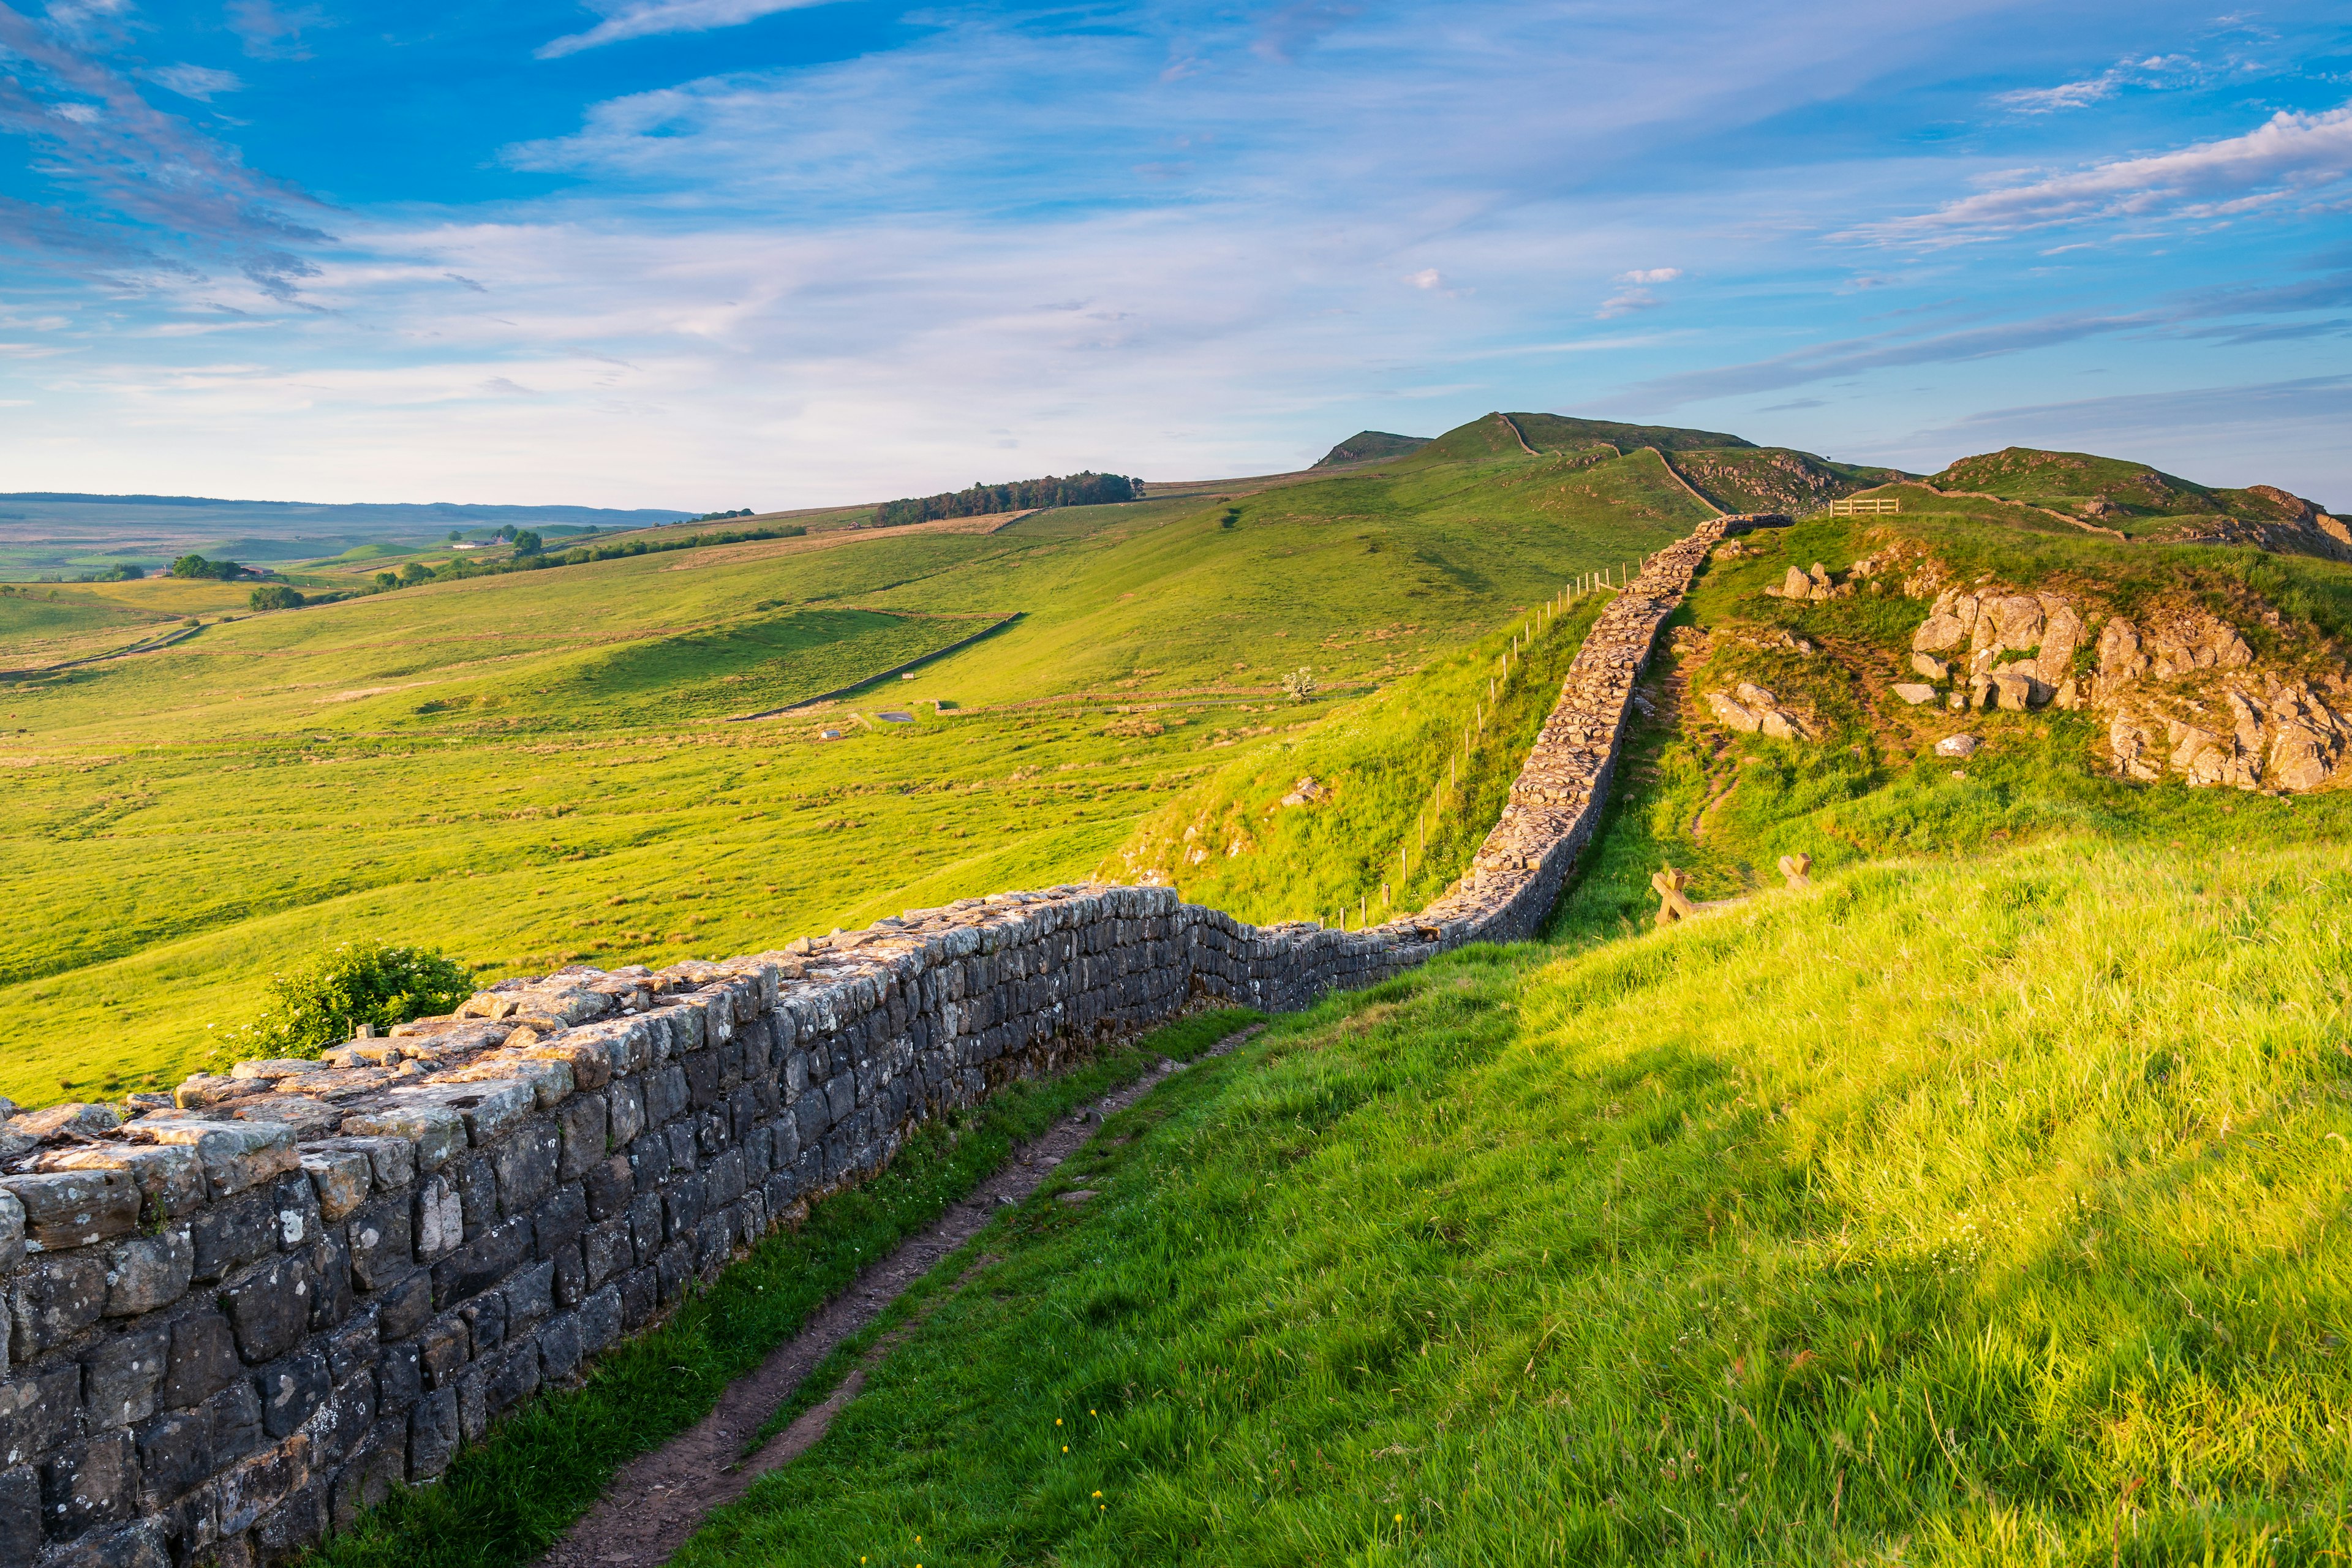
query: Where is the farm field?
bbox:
[0,422,1709,1104]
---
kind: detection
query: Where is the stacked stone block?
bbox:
[0,515,1730,1568]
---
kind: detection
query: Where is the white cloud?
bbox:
[1597,267,1679,317]
[144,64,246,102]
[1405,268,1444,289]
[1992,54,2198,114]
[537,0,846,59]
[1996,77,2119,113]
[1861,102,2352,244]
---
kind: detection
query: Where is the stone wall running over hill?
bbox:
[0,515,1737,1568]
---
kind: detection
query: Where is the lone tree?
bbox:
[1282,667,1317,703]
[511,529,543,556]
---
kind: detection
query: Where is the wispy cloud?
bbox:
[225,0,328,59]
[1856,103,2352,244]
[143,64,244,101]
[1597,266,1681,317]
[536,0,845,59]
[1618,265,2352,409]
[0,6,331,295]
[1253,1,1361,64]
[1993,53,2199,113]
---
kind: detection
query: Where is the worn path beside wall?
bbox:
[0,512,1749,1568]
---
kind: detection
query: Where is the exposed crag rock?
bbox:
[1888,562,2352,792]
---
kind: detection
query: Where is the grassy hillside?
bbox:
[1548,503,2352,944]
[1101,589,1608,925]
[657,834,2352,1566]
[1667,446,1904,517]
[1314,431,1430,467]
[279,433,2352,1568]
[1923,448,2334,542]
[0,421,1703,1106]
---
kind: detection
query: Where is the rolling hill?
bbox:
[25,412,2352,1568]
[0,417,1708,1104]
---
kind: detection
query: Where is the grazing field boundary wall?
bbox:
[0,514,1747,1568]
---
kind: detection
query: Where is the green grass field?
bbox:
[163,423,2352,1568]
[657,834,2352,1566]
[0,426,1705,1106]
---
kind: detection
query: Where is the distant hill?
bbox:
[1314,431,1431,467]
[1401,412,1758,468]
[0,492,697,581]
[1930,447,2335,525]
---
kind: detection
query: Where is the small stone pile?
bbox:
[0,514,1738,1568]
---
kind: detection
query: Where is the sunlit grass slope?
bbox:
[681,836,2352,1566]
[1102,590,1610,925]
[1,432,1701,1104]
[1550,508,2352,941]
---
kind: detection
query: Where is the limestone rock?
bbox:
[1910,652,1949,682]
[1892,683,1938,706]
[127,1118,299,1198]
[12,1101,123,1144]
[1990,668,2051,711]
[1705,691,1760,732]
[1,1167,140,1248]
[1934,733,1980,759]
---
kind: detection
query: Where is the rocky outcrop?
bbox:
[1905,586,2088,713]
[1890,570,2352,792]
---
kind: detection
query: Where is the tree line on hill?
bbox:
[872,471,1140,528]
[363,521,806,594]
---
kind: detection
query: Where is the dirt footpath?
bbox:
[536,1027,1255,1568]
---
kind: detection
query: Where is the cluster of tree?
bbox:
[692,507,758,522]
[249,584,306,611]
[872,471,1140,528]
[169,554,253,581]
[70,563,146,582]
[364,522,804,592]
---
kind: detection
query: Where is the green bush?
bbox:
[248,584,304,611]
[170,554,244,581]
[222,941,472,1061]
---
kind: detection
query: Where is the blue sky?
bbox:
[0,0,2348,509]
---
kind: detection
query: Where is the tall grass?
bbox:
[677,839,2352,1566]
[1104,590,1610,925]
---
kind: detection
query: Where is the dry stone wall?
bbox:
[0,513,1739,1568]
